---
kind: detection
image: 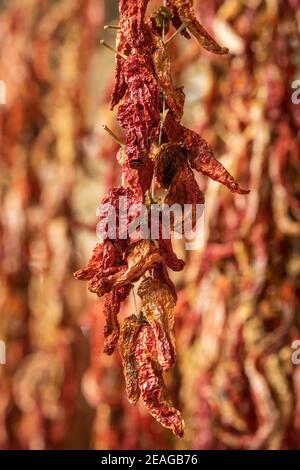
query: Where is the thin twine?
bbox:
[135,2,168,314]
[160,0,167,146]
[152,0,167,197]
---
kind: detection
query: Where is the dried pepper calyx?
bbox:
[148,6,173,35]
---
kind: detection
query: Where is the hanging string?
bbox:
[152,0,167,197]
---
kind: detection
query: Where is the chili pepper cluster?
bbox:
[75,0,248,437]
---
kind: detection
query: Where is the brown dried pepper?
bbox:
[164,114,250,195]
[88,240,162,297]
[118,315,143,404]
[135,324,184,437]
[103,285,132,356]
[167,0,229,54]
[138,277,176,370]
[153,44,185,121]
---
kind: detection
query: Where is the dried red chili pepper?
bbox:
[98,186,142,241]
[153,262,177,301]
[153,45,185,121]
[159,237,185,271]
[87,240,162,298]
[164,115,249,194]
[118,315,143,404]
[165,170,204,231]
[110,0,153,109]
[74,243,104,281]
[110,34,128,110]
[135,324,184,437]
[167,0,229,54]
[102,240,124,270]
[116,147,154,198]
[138,277,176,370]
[151,142,204,228]
[151,143,186,188]
[74,239,124,286]
[103,285,132,356]
[120,0,152,50]
[117,53,161,168]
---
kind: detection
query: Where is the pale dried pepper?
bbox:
[75,0,249,437]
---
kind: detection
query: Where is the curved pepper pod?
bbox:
[138,277,176,370]
[103,285,132,356]
[135,324,184,437]
[167,0,229,55]
[118,315,143,404]
[88,240,162,297]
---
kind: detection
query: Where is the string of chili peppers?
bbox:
[75,0,249,437]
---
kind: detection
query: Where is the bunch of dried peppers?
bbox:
[75,0,248,437]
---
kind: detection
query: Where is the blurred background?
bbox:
[0,0,300,450]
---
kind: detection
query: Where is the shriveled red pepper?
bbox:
[117,53,161,168]
[135,323,184,437]
[103,285,132,355]
[138,277,176,369]
[167,0,229,54]
[119,315,143,404]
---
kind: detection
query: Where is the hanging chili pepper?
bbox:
[138,277,176,369]
[135,324,184,437]
[167,0,229,54]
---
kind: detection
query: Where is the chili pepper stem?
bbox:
[100,40,127,60]
[101,124,124,147]
[104,25,120,30]
[132,287,139,316]
[164,23,186,47]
